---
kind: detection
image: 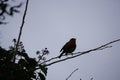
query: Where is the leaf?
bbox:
[39,73,46,80]
[39,65,48,76]
[18,59,27,67]
[28,58,37,67]
[17,52,29,59]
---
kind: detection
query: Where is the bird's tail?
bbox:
[58,52,64,58]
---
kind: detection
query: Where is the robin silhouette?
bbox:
[58,38,76,58]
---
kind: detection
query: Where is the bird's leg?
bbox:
[65,53,73,56]
[71,53,73,56]
[65,53,68,56]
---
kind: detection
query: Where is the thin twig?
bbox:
[90,77,93,80]
[44,39,120,66]
[13,0,29,62]
[16,0,29,51]
[41,45,112,64]
[41,56,58,64]
[66,68,79,80]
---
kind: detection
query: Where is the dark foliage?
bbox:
[0,0,23,24]
[0,39,48,80]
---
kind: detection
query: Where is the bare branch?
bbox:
[44,39,120,66]
[41,56,58,64]
[90,77,93,80]
[13,0,29,62]
[66,68,79,80]
[16,0,28,51]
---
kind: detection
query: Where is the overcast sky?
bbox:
[1,0,120,80]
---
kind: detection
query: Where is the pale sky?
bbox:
[0,0,120,80]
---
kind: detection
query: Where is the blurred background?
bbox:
[0,0,120,80]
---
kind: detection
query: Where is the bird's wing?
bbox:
[60,42,70,52]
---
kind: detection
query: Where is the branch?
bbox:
[13,0,29,62]
[66,68,79,80]
[44,39,120,66]
[40,56,58,64]
[16,0,28,51]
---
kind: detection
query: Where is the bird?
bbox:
[58,38,76,58]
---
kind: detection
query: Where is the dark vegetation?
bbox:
[0,0,48,80]
[0,0,22,24]
[0,39,49,80]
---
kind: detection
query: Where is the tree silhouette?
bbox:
[0,0,22,24]
[0,41,48,80]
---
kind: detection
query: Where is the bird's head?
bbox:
[70,38,76,41]
[70,38,76,43]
